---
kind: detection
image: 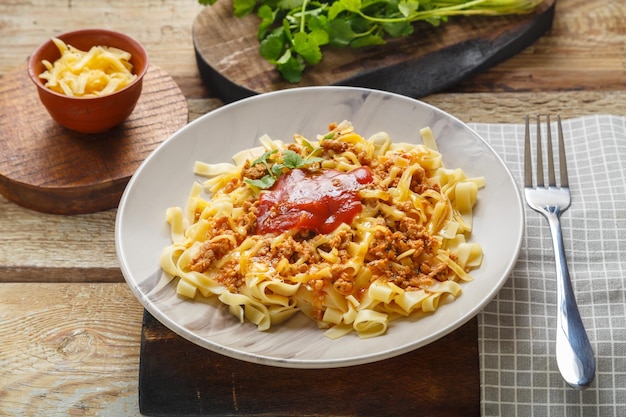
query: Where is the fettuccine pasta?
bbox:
[160,121,484,339]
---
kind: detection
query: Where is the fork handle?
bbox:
[546,209,596,389]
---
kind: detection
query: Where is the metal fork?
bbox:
[524,115,595,389]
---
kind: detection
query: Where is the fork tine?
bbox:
[536,114,544,187]
[546,115,557,186]
[524,115,533,188]
[557,115,569,187]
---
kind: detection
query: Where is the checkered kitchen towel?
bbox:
[469,115,626,417]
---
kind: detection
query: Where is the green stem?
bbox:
[356,0,542,24]
[300,0,309,33]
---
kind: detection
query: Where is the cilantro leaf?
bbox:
[245,176,277,189]
[232,0,256,16]
[284,149,324,168]
[308,15,329,43]
[308,28,330,47]
[272,163,286,176]
[282,150,305,169]
[339,0,362,14]
[293,32,322,65]
[398,0,419,17]
[277,54,306,83]
[328,1,348,20]
[258,5,278,39]
[328,17,358,48]
[260,30,287,61]
[382,21,414,38]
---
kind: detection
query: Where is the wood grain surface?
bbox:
[0,283,144,416]
[0,65,188,214]
[1,0,625,415]
[193,0,555,102]
[140,312,479,417]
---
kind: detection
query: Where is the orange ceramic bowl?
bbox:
[28,29,149,134]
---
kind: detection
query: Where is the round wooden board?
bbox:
[192,0,555,103]
[0,64,188,215]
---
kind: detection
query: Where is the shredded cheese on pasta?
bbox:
[160,121,484,339]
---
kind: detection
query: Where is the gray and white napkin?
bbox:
[469,115,626,417]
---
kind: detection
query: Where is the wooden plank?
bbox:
[0,283,144,416]
[0,197,119,280]
[139,311,479,417]
[0,266,123,283]
[193,0,556,102]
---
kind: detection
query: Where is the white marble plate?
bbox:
[115,86,524,368]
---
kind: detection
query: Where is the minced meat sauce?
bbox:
[189,160,448,305]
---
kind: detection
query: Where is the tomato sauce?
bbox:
[257,167,373,234]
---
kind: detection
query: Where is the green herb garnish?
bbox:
[199,0,543,82]
[244,148,324,189]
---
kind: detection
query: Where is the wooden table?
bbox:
[1,0,625,415]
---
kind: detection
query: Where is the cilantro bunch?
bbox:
[199,0,543,83]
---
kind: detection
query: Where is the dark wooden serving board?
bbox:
[0,65,188,215]
[193,0,555,103]
[139,310,479,417]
